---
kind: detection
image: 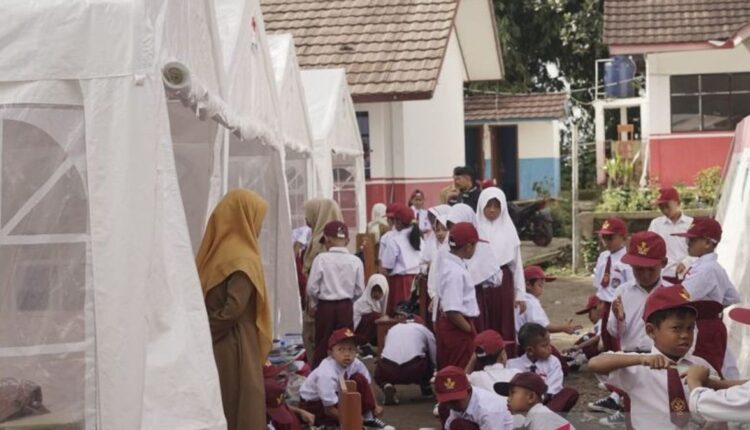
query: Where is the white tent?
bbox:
[300,68,367,231]
[0,1,225,429]
[215,0,302,336]
[268,33,315,229]
[716,115,750,377]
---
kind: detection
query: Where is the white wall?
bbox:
[647,39,750,134]
[401,32,466,178]
[517,120,560,159]
[354,101,404,179]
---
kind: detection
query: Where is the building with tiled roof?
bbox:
[262,0,504,209]
[464,93,568,199]
[592,0,750,187]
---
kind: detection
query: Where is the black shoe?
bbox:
[382,383,399,405]
[588,396,620,413]
[363,417,395,430]
[420,383,433,397]
[359,345,376,360]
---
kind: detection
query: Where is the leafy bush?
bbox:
[596,187,658,212]
[695,166,722,207]
[580,237,601,273]
[550,192,572,238]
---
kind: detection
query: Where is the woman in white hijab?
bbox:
[476,187,526,346]
[353,274,389,347]
[367,203,389,243]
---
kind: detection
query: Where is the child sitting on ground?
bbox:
[494,372,575,430]
[435,366,514,430]
[563,294,602,370]
[264,378,315,430]
[466,330,520,393]
[298,328,393,430]
[507,323,579,413]
[353,274,389,357]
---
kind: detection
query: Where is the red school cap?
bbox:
[671,217,722,243]
[319,220,349,244]
[327,327,362,349]
[385,203,400,217]
[393,205,415,224]
[448,222,488,248]
[264,379,297,426]
[656,187,680,204]
[494,372,548,398]
[729,307,750,325]
[642,285,723,323]
[434,366,471,403]
[575,294,601,315]
[263,360,286,379]
[596,218,627,237]
[523,266,556,283]
[474,330,506,356]
[621,231,667,268]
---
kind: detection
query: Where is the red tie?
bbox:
[601,256,612,288]
[667,368,690,427]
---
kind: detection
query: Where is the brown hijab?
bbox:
[301,198,343,275]
[196,189,272,358]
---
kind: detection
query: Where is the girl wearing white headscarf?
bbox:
[476,187,526,344]
[353,274,389,346]
[421,205,451,269]
[367,203,389,243]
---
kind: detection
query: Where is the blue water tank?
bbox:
[604,56,636,98]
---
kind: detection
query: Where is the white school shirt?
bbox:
[299,356,371,406]
[681,253,741,306]
[292,225,312,247]
[689,380,750,424]
[438,252,480,317]
[593,247,631,303]
[380,228,421,275]
[413,207,432,233]
[381,321,437,366]
[593,319,602,336]
[648,214,694,277]
[522,403,576,430]
[597,347,718,430]
[606,281,654,353]
[445,387,514,430]
[468,363,521,393]
[307,247,364,307]
[515,292,550,334]
[507,354,564,395]
[378,229,395,260]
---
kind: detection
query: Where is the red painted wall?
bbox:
[649,135,732,186]
[365,178,453,222]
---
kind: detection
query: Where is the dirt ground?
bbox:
[367,275,613,430]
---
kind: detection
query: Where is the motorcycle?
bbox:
[508,198,554,247]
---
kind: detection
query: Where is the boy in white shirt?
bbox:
[563,295,602,371]
[687,307,750,425]
[307,220,365,368]
[507,323,579,413]
[299,328,393,430]
[593,217,632,352]
[494,372,575,430]
[467,330,520,393]
[589,285,722,430]
[435,365,514,430]
[374,302,436,405]
[515,266,582,336]
[673,217,740,378]
[648,186,693,278]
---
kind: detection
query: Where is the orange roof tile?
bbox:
[464,93,568,122]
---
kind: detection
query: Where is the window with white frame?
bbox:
[671,73,750,132]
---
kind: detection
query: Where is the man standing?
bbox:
[648,186,693,279]
[453,166,481,211]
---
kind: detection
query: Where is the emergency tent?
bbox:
[268,33,315,228]
[300,68,367,231]
[0,1,224,429]
[716,115,750,377]
[215,0,302,336]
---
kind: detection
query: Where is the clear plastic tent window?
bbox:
[0,104,95,427]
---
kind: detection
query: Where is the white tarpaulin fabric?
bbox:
[0,1,225,429]
[268,33,314,228]
[300,68,366,231]
[716,115,750,378]
[215,0,302,336]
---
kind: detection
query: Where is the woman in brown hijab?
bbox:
[196,189,271,430]
[301,198,343,362]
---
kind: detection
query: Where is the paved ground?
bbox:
[368,275,614,430]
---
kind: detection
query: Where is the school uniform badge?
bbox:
[444,378,456,390]
[671,397,687,413]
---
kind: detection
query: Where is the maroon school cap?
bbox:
[642,285,723,323]
[729,307,750,325]
[264,379,295,425]
[474,330,506,356]
[319,220,349,244]
[575,294,601,315]
[434,366,470,403]
[656,186,680,204]
[327,327,361,349]
[523,266,556,283]
[671,217,722,243]
[393,205,415,224]
[596,218,627,236]
[621,231,667,267]
[448,222,487,248]
[494,372,547,398]
[385,203,400,217]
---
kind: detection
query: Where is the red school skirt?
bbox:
[694,315,727,377]
[386,274,416,315]
[480,266,517,356]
